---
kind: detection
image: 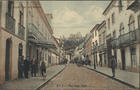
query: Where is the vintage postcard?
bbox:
[0,0,139,90]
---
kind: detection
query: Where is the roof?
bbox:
[97,20,106,31]
[103,0,114,15]
[90,24,100,33]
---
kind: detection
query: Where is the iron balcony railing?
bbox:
[5,12,15,34]
[92,46,98,53]
[110,28,140,48]
[28,23,46,40]
[98,44,103,52]
[18,23,25,39]
[111,38,119,48]
[119,28,140,47]
[99,43,107,52]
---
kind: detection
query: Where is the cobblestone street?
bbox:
[41,64,137,90]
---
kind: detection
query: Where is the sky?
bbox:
[41,1,110,38]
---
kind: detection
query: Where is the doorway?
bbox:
[121,49,126,70]
[106,39,112,67]
[5,38,12,81]
[19,43,23,57]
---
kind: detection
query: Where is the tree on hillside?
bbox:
[60,32,85,51]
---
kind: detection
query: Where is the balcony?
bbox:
[5,12,15,34]
[111,38,118,48]
[28,23,44,40]
[119,28,140,47]
[99,44,107,52]
[92,46,98,54]
[99,44,103,52]
[18,23,25,39]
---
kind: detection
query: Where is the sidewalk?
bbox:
[84,65,139,88]
[0,65,65,90]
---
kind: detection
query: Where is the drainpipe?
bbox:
[139,44,140,73]
[25,1,29,58]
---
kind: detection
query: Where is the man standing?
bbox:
[111,56,116,77]
[40,60,46,77]
[18,56,22,78]
[31,58,37,77]
[94,56,96,69]
[24,57,30,78]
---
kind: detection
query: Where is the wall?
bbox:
[0,29,26,84]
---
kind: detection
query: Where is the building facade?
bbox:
[26,1,60,68]
[0,0,61,84]
[98,21,108,67]
[103,0,140,72]
[86,35,92,63]
[0,0,27,84]
[90,24,100,66]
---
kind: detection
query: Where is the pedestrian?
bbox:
[21,56,24,78]
[94,59,96,69]
[18,56,23,78]
[40,60,46,77]
[111,56,116,77]
[99,55,102,67]
[24,57,30,78]
[31,58,36,77]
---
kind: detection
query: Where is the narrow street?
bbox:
[41,64,136,90]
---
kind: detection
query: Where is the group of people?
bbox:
[18,56,47,79]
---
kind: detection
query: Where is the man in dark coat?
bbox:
[111,56,116,77]
[18,56,23,78]
[31,58,37,77]
[94,56,96,69]
[24,58,30,78]
[40,61,46,77]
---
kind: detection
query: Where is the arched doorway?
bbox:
[121,49,126,70]
[129,15,135,31]
[18,43,23,78]
[19,43,23,57]
[5,38,12,81]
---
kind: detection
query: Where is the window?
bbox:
[120,23,124,35]
[95,31,97,36]
[19,5,24,25]
[130,47,137,67]
[113,31,116,39]
[99,35,101,45]
[93,42,94,48]
[112,13,115,24]
[119,0,122,12]
[8,0,14,16]
[128,15,135,31]
[92,32,94,38]
[108,18,110,29]
[103,32,105,44]
[95,40,98,46]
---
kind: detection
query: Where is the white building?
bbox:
[0,0,27,84]
[103,0,140,72]
[90,24,100,66]
[98,21,108,67]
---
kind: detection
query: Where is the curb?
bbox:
[35,65,66,90]
[84,66,138,89]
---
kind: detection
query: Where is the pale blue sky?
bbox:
[41,1,109,38]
